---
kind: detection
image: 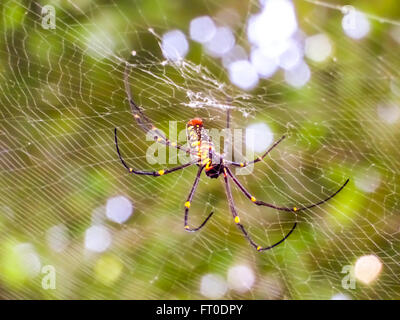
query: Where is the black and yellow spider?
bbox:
[114,64,349,252]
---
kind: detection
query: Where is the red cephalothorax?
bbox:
[187,118,203,127]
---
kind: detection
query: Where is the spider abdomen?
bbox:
[204,163,224,178]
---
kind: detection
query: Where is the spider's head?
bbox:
[187,118,203,127]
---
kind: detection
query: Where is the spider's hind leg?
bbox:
[222,168,297,252]
[184,165,214,231]
[226,166,349,212]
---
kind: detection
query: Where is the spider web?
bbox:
[0,0,399,299]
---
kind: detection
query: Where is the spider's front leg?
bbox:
[124,63,193,156]
[114,128,197,176]
[225,135,286,168]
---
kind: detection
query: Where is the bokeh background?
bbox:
[0,0,400,299]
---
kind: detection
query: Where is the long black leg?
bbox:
[222,168,297,252]
[225,135,286,168]
[226,167,349,212]
[115,128,196,176]
[123,63,192,155]
[184,165,214,232]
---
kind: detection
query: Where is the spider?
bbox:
[114,64,349,252]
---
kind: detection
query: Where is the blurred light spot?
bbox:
[190,16,216,43]
[248,0,298,59]
[14,243,41,278]
[246,123,274,153]
[94,255,123,285]
[2,241,42,286]
[342,10,370,40]
[278,39,302,70]
[106,195,133,224]
[250,48,278,78]
[284,60,311,88]
[331,293,351,300]
[46,224,70,253]
[355,167,381,193]
[222,45,248,68]
[377,102,400,124]
[205,27,235,57]
[200,274,228,299]
[305,34,333,62]
[228,60,259,91]
[227,265,255,293]
[85,225,112,253]
[161,30,189,61]
[355,255,382,285]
